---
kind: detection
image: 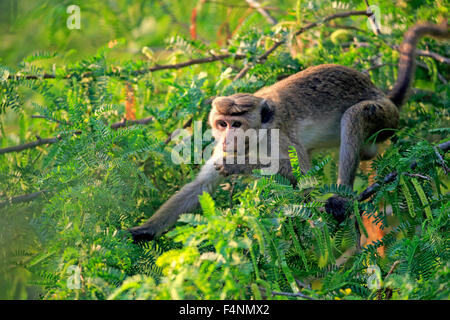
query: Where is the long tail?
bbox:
[388,22,449,107]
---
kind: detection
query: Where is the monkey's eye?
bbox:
[232,121,242,128]
[217,120,227,129]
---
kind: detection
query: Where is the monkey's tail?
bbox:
[388,21,449,108]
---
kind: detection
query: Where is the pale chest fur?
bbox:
[296,114,341,152]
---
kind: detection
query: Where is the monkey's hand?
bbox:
[325,196,350,223]
[214,157,249,176]
[128,221,161,243]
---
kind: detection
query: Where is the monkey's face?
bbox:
[209,93,274,154]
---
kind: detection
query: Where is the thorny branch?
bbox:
[0,136,60,155]
[233,10,372,80]
[0,191,48,208]
[245,0,278,25]
[358,141,450,202]
[0,116,154,155]
[7,54,246,80]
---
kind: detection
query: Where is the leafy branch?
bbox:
[358,140,449,202]
[0,117,154,155]
[6,9,373,81]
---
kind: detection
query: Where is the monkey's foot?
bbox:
[325,196,350,223]
[128,225,158,243]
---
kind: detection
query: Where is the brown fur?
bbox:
[129,22,449,242]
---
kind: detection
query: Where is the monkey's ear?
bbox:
[260,99,274,123]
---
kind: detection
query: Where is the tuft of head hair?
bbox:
[212,93,262,115]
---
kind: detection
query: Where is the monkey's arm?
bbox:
[129,156,221,242]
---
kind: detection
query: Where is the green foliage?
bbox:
[0,0,448,300]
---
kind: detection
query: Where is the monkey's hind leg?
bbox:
[337,98,398,187]
[326,98,398,224]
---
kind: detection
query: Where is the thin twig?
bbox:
[363,0,381,35]
[209,51,241,71]
[31,115,72,125]
[403,172,432,181]
[385,260,401,280]
[358,141,449,202]
[110,116,154,129]
[416,48,450,65]
[132,54,246,75]
[335,247,357,267]
[158,0,208,43]
[245,0,278,25]
[0,115,155,155]
[434,146,449,175]
[271,291,316,300]
[295,279,311,289]
[233,65,251,81]
[0,190,47,208]
[7,11,448,82]
[234,9,371,80]
[8,54,246,80]
[375,260,401,300]
[0,136,61,155]
[294,10,371,37]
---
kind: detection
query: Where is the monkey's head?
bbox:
[209,93,274,153]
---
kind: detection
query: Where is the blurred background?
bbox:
[0,0,295,66]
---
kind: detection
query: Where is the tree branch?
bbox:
[0,115,155,155]
[358,141,449,202]
[0,190,47,208]
[0,136,60,155]
[363,0,381,35]
[8,10,372,81]
[434,146,449,174]
[234,9,372,80]
[245,0,278,25]
[134,54,246,75]
[271,291,316,300]
[416,48,450,65]
[8,54,247,80]
[110,116,154,129]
